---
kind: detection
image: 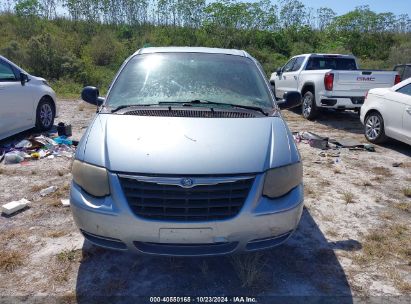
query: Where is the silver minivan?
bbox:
[70,47,304,256]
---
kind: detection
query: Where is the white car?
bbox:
[360,78,411,145]
[0,55,57,141]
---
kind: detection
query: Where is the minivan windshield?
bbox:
[106,52,273,108]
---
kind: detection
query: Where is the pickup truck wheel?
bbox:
[302,91,318,120]
[35,97,55,131]
[364,112,388,144]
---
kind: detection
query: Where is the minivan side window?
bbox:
[283,58,296,72]
[0,60,16,81]
[396,83,411,96]
[291,57,305,71]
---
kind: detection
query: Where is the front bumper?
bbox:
[70,173,304,256]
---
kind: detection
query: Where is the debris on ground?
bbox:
[61,199,70,207]
[40,186,58,197]
[293,131,376,152]
[0,122,77,165]
[2,198,30,215]
[57,122,72,137]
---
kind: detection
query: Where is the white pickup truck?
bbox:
[270,54,401,119]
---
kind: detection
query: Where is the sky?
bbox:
[299,0,411,16]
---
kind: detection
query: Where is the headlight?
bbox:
[72,160,110,197]
[263,162,303,198]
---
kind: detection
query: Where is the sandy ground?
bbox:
[0,99,410,302]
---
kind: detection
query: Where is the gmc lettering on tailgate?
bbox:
[357,76,375,81]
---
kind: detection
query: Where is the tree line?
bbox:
[2,0,410,32]
[0,0,410,97]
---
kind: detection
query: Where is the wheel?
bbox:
[35,97,55,131]
[302,91,318,120]
[364,112,388,144]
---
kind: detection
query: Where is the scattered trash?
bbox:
[319,151,340,158]
[40,186,58,197]
[2,198,30,215]
[15,139,32,149]
[4,151,27,164]
[0,122,77,165]
[61,199,70,207]
[294,131,375,152]
[54,136,72,146]
[57,122,72,137]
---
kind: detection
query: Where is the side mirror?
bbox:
[276,67,282,75]
[278,91,301,110]
[20,73,28,86]
[81,86,104,106]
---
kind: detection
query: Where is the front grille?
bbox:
[119,176,254,221]
[123,109,257,118]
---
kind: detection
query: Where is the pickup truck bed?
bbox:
[270,54,400,119]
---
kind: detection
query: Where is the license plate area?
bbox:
[159,228,213,244]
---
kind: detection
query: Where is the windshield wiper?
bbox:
[110,104,157,113]
[158,100,268,115]
[184,99,269,116]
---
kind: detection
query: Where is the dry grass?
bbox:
[357,224,410,264]
[230,253,268,289]
[389,271,411,293]
[304,185,316,197]
[333,167,342,174]
[0,227,27,244]
[319,179,331,187]
[371,166,393,177]
[326,229,338,238]
[395,202,411,213]
[362,180,372,187]
[47,229,68,238]
[403,188,411,198]
[396,280,411,293]
[57,248,82,263]
[342,191,355,204]
[0,250,24,272]
[54,264,72,283]
[379,212,394,220]
[43,184,70,207]
[60,292,77,304]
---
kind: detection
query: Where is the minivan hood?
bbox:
[77,114,300,175]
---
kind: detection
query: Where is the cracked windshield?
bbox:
[107,52,273,108]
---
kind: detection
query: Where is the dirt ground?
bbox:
[0,99,410,302]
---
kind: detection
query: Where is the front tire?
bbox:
[36,97,55,131]
[302,91,318,120]
[364,112,388,144]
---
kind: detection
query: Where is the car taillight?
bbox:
[324,73,334,91]
[364,90,369,101]
[394,74,401,85]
